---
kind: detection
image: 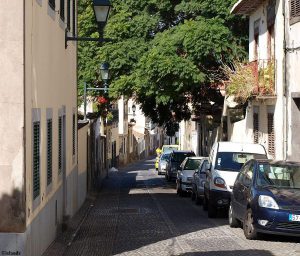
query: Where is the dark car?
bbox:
[229,159,300,240]
[165,150,195,181]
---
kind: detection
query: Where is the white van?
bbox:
[203,142,267,218]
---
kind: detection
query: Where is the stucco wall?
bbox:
[0,0,26,232]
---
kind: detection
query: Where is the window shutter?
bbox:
[60,0,65,21]
[49,0,55,10]
[253,113,259,143]
[72,114,76,156]
[267,113,275,157]
[47,119,53,185]
[33,121,40,199]
[290,0,300,24]
[58,116,62,173]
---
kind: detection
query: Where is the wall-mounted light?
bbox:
[65,0,112,48]
[132,104,136,116]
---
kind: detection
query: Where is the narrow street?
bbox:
[44,159,300,256]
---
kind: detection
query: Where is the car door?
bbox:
[199,160,208,191]
[232,163,249,219]
[239,161,254,218]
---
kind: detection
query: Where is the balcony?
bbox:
[250,59,275,97]
[225,59,275,104]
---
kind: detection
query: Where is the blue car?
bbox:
[230,159,300,240]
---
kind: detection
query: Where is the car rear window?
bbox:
[184,159,202,170]
[173,152,195,163]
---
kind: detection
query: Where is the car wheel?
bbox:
[243,208,259,240]
[229,202,239,228]
[208,199,217,218]
[177,184,183,196]
[202,194,208,211]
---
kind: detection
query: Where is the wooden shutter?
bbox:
[49,0,55,10]
[47,119,53,186]
[253,113,259,143]
[72,114,76,156]
[267,113,275,157]
[33,121,40,199]
[60,0,65,21]
[290,0,300,24]
[58,116,62,173]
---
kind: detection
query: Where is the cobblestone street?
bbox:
[44,159,300,256]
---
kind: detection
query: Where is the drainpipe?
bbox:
[282,0,288,160]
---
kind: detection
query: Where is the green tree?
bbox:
[78,0,247,125]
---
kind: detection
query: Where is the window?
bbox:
[72,113,76,156]
[67,0,71,30]
[268,112,275,157]
[58,116,62,173]
[49,0,55,9]
[60,0,65,21]
[290,0,300,25]
[47,119,53,185]
[33,121,40,199]
[254,19,260,60]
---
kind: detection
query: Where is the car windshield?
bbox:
[173,152,195,163]
[163,146,178,153]
[184,159,202,170]
[215,152,267,172]
[257,163,300,189]
[160,154,170,161]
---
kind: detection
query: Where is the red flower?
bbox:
[98,96,108,104]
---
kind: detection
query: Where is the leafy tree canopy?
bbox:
[78,0,247,125]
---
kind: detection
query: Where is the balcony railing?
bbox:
[249,59,275,96]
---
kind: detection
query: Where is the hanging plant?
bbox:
[97,96,108,104]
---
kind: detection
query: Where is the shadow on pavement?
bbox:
[179,249,274,256]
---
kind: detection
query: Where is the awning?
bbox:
[231,0,264,15]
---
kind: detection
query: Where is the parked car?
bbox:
[230,160,300,239]
[165,150,195,181]
[158,153,171,175]
[176,157,204,195]
[203,142,267,218]
[191,158,209,204]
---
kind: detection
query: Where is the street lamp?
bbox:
[65,0,112,48]
[83,62,110,120]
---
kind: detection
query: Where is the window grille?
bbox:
[253,113,259,143]
[33,121,40,199]
[72,114,76,156]
[58,116,62,173]
[291,0,300,24]
[49,0,55,9]
[60,0,65,21]
[47,119,53,185]
[267,113,275,157]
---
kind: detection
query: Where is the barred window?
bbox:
[72,113,76,156]
[49,0,55,10]
[33,121,40,199]
[58,116,62,173]
[47,119,53,185]
[290,0,300,25]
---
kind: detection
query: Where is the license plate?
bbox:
[289,214,300,222]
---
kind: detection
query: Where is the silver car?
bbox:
[191,158,209,204]
[158,153,170,175]
[176,156,204,196]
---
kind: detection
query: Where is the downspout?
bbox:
[282,0,288,160]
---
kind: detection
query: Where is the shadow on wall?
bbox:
[0,188,25,232]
